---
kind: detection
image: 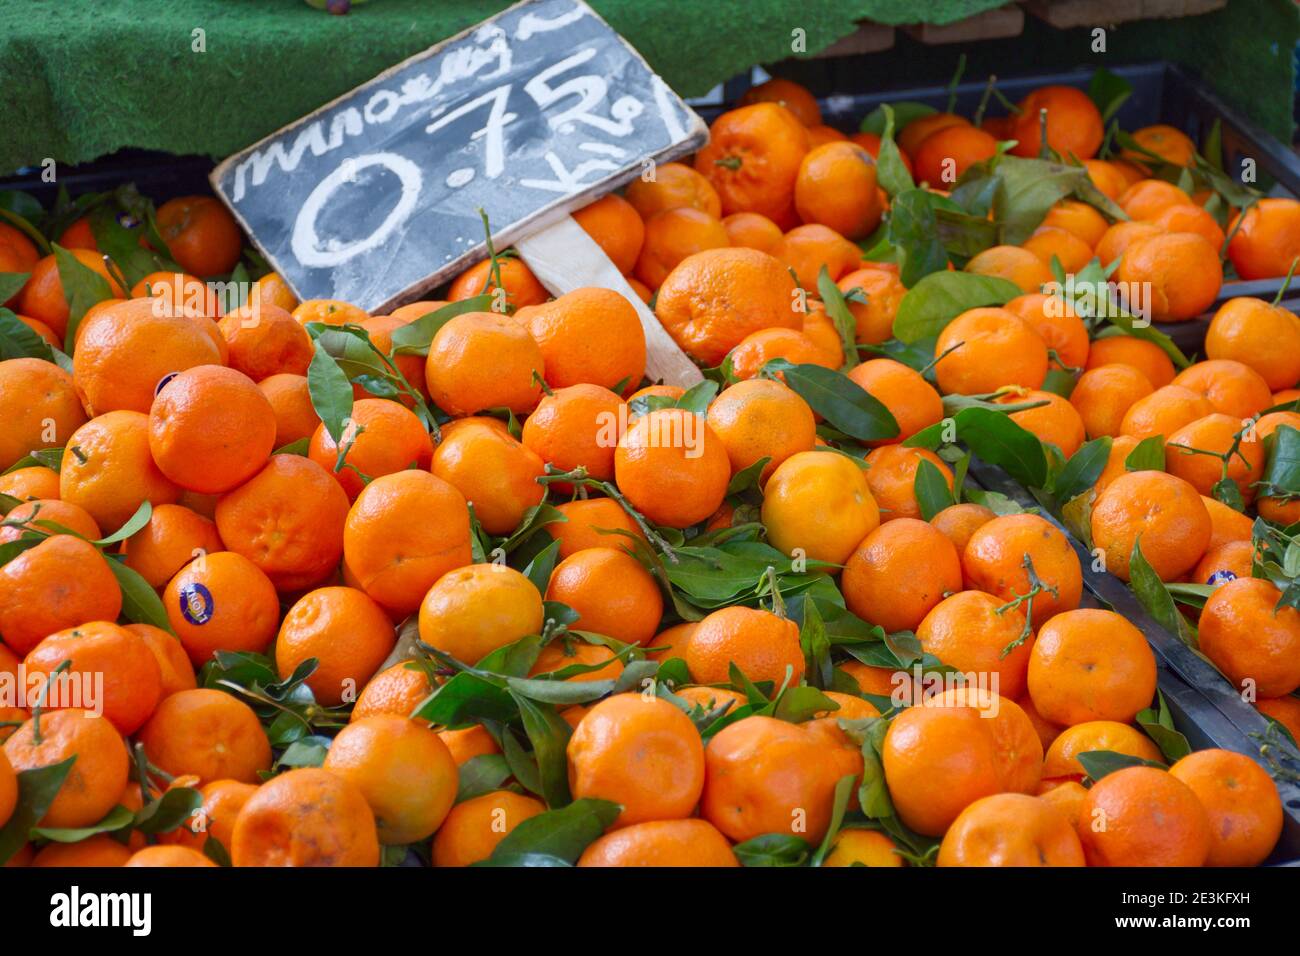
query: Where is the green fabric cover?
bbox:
[0,0,1294,175]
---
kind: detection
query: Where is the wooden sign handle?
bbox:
[516,215,704,389]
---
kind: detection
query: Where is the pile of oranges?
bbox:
[0,73,1296,869]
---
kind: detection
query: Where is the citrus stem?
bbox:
[995,554,1057,657]
[30,660,72,747]
[1272,255,1300,306]
[762,565,789,619]
[973,74,997,128]
[714,156,742,171]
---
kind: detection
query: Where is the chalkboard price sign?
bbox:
[211,0,708,314]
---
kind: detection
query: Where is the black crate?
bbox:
[966,462,1300,865]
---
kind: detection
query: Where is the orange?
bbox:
[30,835,131,867]
[1094,220,1164,268]
[685,605,803,686]
[1256,696,1300,742]
[822,827,905,867]
[1028,608,1158,726]
[122,503,223,588]
[848,358,943,445]
[0,498,100,545]
[843,518,963,633]
[308,397,433,501]
[1170,749,1282,867]
[1118,179,1193,221]
[568,693,704,827]
[124,845,216,867]
[881,704,1003,836]
[1086,335,1175,388]
[1119,384,1215,440]
[24,621,162,735]
[996,388,1086,458]
[342,470,472,615]
[934,307,1048,395]
[921,684,1044,796]
[675,684,744,713]
[801,306,844,366]
[1070,364,1154,438]
[1166,413,1264,503]
[1091,470,1211,581]
[762,449,880,565]
[529,639,624,682]
[614,407,730,528]
[897,112,969,158]
[546,498,646,559]
[1256,410,1300,440]
[137,687,270,784]
[352,661,435,723]
[701,714,842,842]
[59,410,181,532]
[0,221,39,269]
[1124,124,1197,167]
[645,623,699,664]
[525,287,646,394]
[807,124,846,147]
[722,211,783,253]
[633,207,729,289]
[426,311,543,416]
[705,378,815,480]
[1198,577,1300,698]
[624,162,722,219]
[776,223,860,290]
[164,550,280,667]
[15,249,125,338]
[1004,293,1089,371]
[1116,232,1222,323]
[577,818,738,867]
[930,502,995,554]
[131,270,221,316]
[938,793,1084,867]
[127,622,197,699]
[1041,720,1163,781]
[546,547,662,647]
[258,373,319,448]
[0,535,121,656]
[0,358,87,472]
[1022,226,1094,275]
[794,142,882,238]
[1078,765,1210,866]
[654,247,800,365]
[386,300,446,324]
[918,590,1032,698]
[1041,200,1109,248]
[738,77,821,126]
[323,714,457,844]
[0,465,60,501]
[1149,202,1225,249]
[572,193,644,274]
[291,298,368,328]
[695,103,810,219]
[231,767,379,867]
[431,417,544,535]
[1094,437,1142,497]
[1172,358,1274,419]
[913,124,998,188]
[215,454,348,591]
[1019,693,1064,751]
[1010,85,1103,160]
[252,272,299,313]
[156,195,242,277]
[4,709,129,828]
[277,587,395,706]
[1202,494,1255,550]
[727,327,832,380]
[431,789,546,867]
[446,257,548,310]
[1227,197,1300,279]
[837,267,905,347]
[419,564,543,664]
[862,444,953,522]
[218,302,311,382]
[440,725,503,764]
[1205,297,1300,391]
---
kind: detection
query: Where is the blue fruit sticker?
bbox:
[179,582,214,625]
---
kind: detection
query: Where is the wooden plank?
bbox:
[902,4,1025,44]
[516,216,703,388]
[209,0,707,314]
[1026,0,1226,29]
[812,23,896,58]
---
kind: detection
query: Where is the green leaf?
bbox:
[990,156,1089,246]
[1125,435,1166,472]
[30,804,135,843]
[456,753,513,803]
[873,104,916,199]
[132,786,204,835]
[508,690,573,808]
[859,101,936,136]
[522,537,561,595]
[892,271,1021,343]
[307,339,354,444]
[1128,537,1196,648]
[0,308,54,362]
[913,457,955,520]
[411,671,516,726]
[779,363,899,442]
[811,774,858,867]
[1053,437,1111,504]
[1088,68,1133,125]
[956,406,1049,488]
[673,379,719,417]
[95,500,152,546]
[1076,749,1166,783]
[815,266,860,371]
[1259,425,1300,499]
[0,758,75,864]
[733,833,812,867]
[887,189,950,288]
[52,243,114,353]
[107,556,174,633]
[484,798,620,864]
[389,295,494,355]
[0,273,31,304]
[1135,692,1192,763]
